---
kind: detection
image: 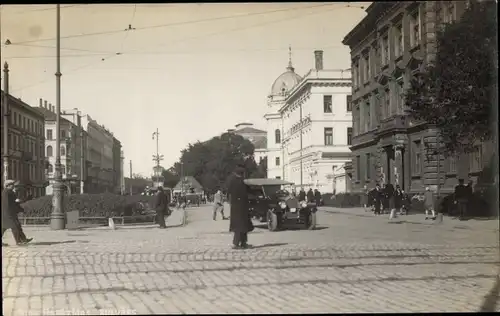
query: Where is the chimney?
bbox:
[314,50,324,71]
[39,98,43,107]
[50,104,54,112]
[44,100,48,109]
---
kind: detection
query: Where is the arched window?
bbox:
[48,164,53,173]
[46,145,53,157]
[60,145,66,156]
[275,129,281,144]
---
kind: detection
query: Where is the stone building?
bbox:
[265,50,353,193]
[342,1,489,194]
[1,90,46,198]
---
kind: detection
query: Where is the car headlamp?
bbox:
[300,201,307,208]
[279,201,287,209]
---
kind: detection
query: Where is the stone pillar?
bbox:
[393,144,405,186]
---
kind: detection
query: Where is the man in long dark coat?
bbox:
[314,189,322,207]
[298,188,306,201]
[154,186,169,229]
[2,180,32,246]
[227,167,253,249]
[307,188,314,203]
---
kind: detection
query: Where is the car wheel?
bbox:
[307,212,317,230]
[267,210,279,231]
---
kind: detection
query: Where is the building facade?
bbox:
[112,137,122,193]
[265,51,353,193]
[228,123,268,163]
[1,91,46,198]
[342,1,489,194]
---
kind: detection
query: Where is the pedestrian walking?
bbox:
[401,190,411,215]
[424,187,436,220]
[298,188,306,202]
[227,166,253,249]
[213,189,227,220]
[314,189,322,207]
[307,188,314,203]
[454,179,468,219]
[153,186,169,229]
[361,185,369,211]
[372,184,383,215]
[2,180,32,246]
[390,185,403,219]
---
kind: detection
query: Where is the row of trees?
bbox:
[162,133,267,193]
[405,0,496,156]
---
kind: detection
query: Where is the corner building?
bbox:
[341,1,490,194]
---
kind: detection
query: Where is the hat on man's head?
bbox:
[4,179,15,186]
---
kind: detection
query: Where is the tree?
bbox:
[161,167,180,189]
[405,1,497,155]
[170,133,258,193]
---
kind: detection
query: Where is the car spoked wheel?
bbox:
[267,210,279,231]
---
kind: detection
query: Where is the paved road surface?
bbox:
[2,204,499,315]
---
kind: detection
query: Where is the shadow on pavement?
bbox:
[251,243,288,249]
[26,240,84,246]
[480,274,500,312]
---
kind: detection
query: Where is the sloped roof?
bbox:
[235,127,266,134]
[35,107,73,124]
[253,136,267,149]
[173,176,203,190]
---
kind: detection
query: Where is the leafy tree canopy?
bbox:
[405,1,497,154]
[170,133,266,193]
[161,167,180,189]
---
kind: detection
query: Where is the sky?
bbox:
[0,3,368,177]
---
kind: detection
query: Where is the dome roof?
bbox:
[270,65,302,96]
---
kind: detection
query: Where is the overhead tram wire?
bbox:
[119,5,137,52]
[9,4,361,91]
[5,3,336,46]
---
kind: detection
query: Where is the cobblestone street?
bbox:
[2,205,499,315]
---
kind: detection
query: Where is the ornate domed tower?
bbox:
[264,46,302,179]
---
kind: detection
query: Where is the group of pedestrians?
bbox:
[2,180,33,246]
[361,178,475,221]
[297,188,322,206]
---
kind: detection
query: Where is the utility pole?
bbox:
[129,160,132,195]
[152,128,163,187]
[51,4,65,230]
[2,62,10,184]
[180,162,184,194]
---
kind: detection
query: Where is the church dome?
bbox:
[270,63,302,96]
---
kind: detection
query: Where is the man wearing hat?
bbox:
[153,186,169,229]
[227,166,253,249]
[2,180,32,246]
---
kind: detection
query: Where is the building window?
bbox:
[347,127,353,145]
[61,145,66,156]
[48,164,53,174]
[365,153,371,180]
[396,78,405,112]
[275,157,280,167]
[275,129,281,144]
[355,155,361,181]
[447,155,458,173]
[354,105,360,135]
[413,140,422,175]
[23,117,26,130]
[346,95,352,112]
[381,35,389,66]
[323,95,333,113]
[47,129,53,140]
[12,112,16,125]
[384,88,391,118]
[47,145,53,157]
[276,176,281,180]
[394,24,403,57]
[363,53,370,82]
[364,101,371,131]
[410,9,420,47]
[324,128,333,146]
[469,145,483,172]
[353,60,359,88]
[444,2,455,24]
[61,130,66,139]
[61,165,66,175]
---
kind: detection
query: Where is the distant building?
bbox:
[264,50,353,193]
[341,1,490,194]
[1,91,46,198]
[227,123,267,163]
[112,137,122,194]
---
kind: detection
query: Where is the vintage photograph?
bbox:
[1,2,498,314]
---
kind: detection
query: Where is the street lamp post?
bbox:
[2,62,10,185]
[152,128,164,187]
[51,4,65,230]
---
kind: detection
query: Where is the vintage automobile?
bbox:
[244,178,317,231]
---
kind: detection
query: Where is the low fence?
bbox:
[18,215,158,227]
